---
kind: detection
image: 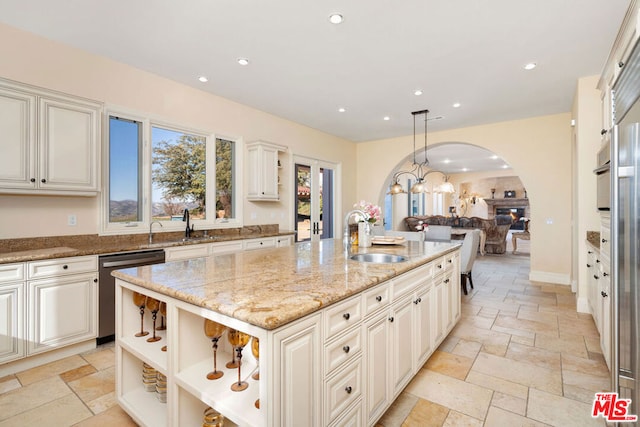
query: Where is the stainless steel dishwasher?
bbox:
[98,249,165,344]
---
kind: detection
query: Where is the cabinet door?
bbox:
[444,273,456,332]
[364,312,390,424]
[164,244,210,261]
[0,282,25,364]
[38,96,100,191]
[277,235,294,247]
[27,272,97,355]
[260,145,279,198]
[433,280,446,345]
[391,295,414,397]
[0,86,36,189]
[600,271,612,369]
[272,313,322,427]
[414,285,433,369]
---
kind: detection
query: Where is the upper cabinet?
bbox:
[246,141,286,201]
[0,79,102,196]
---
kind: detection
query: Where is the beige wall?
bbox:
[357,113,573,282]
[0,23,357,238]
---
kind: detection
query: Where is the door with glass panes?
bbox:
[294,157,336,242]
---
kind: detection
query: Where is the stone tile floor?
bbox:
[0,235,609,426]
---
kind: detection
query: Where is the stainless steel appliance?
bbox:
[97,249,165,344]
[612,38,640,419]
[595,139,611,211]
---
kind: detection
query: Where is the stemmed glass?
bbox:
[225,331,238,369]
[204,319,227,380]
[252,336,260,408]
[132,292,149,337]
[156,301,167,331]
[228,329,250,392]
[145,297,162,343]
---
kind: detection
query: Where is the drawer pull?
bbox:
[345,386,352,394]
[603,272,609,277]
[594,274,599,280]
[601,291,608,298]
[596,259,600,263]
[63,265,69,270]
[588,250,593,254]
[93,278,98,283]
[437,264,443,269]
[414,298,422,304]
[343,313,350,320]
[444,278,450,284]
[448,259,452,263]
[586,263,592,268]
[602,238,608,243]
[388,317,394,322]
[343,345,350,353]
[376,295,382,302]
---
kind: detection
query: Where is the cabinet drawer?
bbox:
[325,295,362,341]
[28,255,97,279]
[209,241,243,255]
[325,327,362,376]
[165,244,209,261]
[325,358,362,425]
[392,267,425,299]
[329,399,362,427]
[0,263,25,283]
[362,282,389,317]
[244,237,276,251]
[444,252,457,271]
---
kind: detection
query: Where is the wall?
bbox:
[357,113,573,284]
[572,75,605,312]
[0,23,357,239]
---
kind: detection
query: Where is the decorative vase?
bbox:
[358,222,372,248]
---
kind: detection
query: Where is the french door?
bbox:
[294,156,336,242]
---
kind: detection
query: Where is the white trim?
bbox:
[576,296,592,314]
[528,270,571,285]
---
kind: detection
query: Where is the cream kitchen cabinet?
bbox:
[0,263,25,364]
[276,235,293,247]
[164,243,210,262]
[600,214,612,369]
[243,237,277,251]
[26,256,98,355]
[0,78,101,195]
[246,141,286,201]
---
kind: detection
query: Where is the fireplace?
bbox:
[485,198,530,230]
[496,207,525,230]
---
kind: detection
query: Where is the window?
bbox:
[103,111,241,234]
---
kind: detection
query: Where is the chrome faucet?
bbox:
[182,208,192,238]
[149,221,163,244]
[343,209,369,253]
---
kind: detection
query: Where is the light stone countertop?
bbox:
[112,238,461,330]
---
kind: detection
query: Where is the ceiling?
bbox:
[0,1,629,147]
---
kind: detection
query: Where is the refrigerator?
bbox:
[612,38,640,419]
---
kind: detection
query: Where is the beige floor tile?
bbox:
[401,398,448,427]
[423,350,474,380]
[471,352,563,395]
[584,336,603,355]
[558,316,599,338]
[81,348,115,371]
[451,339,482,359]
[535,333,589,358]
[491,324,536,340]
[0,393,91,427]
[0,376,71,421]
[563,384,602,405]
[86,391,119,415]
[527,387,602,427]
[15,355,87,386]
[494,314,559,336]
[0,376,20,395]
[465,370,529,400]
[60,364,98,383]
[455,315,495,330]
[505,341,561,371]
[377,392,418,427]
[72,404,137,427]
[491,391,527,416]
[405,370,493,420]
[442,410,483,426]
[517,308,558,325]
[510,334,535,346]
[485,406,551,427]
[562,353,609,377]
[67,367,115,404]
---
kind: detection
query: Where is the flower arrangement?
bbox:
[353,200,382,224]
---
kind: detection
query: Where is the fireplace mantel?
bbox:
[485,198,529,208]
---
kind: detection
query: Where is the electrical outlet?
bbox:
[68,214,77,226]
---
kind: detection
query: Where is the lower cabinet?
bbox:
[0,281,24,364]
[364,310,390,424]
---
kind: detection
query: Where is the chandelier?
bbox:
[388,109,455,195]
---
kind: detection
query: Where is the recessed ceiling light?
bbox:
[237,58,250,66]
[338,107,346,113]
[328,14,344,24]
[452,102,461,108]
[383,116,390,121]
[491,155,499,160]
[524,62,537,70]
[198,76,208,83]
[414,90,423,96]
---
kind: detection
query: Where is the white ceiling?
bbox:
[0,1,629,148]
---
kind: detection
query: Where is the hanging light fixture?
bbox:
[388,109,455,195]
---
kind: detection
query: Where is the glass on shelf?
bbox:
[227,329,250,392]
[145,297,162,343]
[132,292,149,337]
[204,319,227,380]
[203,406,225,427]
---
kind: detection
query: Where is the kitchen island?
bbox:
[113,238,461,426]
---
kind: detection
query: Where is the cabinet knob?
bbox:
[602,238,608,243]
[375,295,382,302]
[388,317,394,322]
[345,386,353,394]
[93,278,98,283]
[437,264,443,269]
[63,265,68,269]
[586,263,592,268]
[588,250,593,254]
[448,259,452,263]
[41,178,47,183]
[596,259,600,263]
[601,129,607,136]
[603,272,609,277]
[594,274,599,280]
[343,345,350,353]
[444,278,450,284]
[619,61,625,68]
[601,291,608,298]
[343,313,350,320]
[259,242,263,245]
[30,178,36,183]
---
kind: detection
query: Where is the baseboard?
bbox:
[576,296,592,314]
[529,270,571,285]
[0,340,96,377]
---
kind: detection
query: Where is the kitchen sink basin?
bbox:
[350,253,408,263]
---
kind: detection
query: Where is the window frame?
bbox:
[101,106,243,235]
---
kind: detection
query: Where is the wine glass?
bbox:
[251,336,260,380]
[132,292,149,337]
[146,297,162,343]
[156,301,167,331]
[225,330,238,369]
[228,329,250,391]
[204,319,227,380]
[159,302,167,351]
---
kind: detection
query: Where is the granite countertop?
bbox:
[586,230,601,249]
[0,226,294,264]
[113,238,461,330]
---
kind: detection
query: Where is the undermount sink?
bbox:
[350,253,408,263]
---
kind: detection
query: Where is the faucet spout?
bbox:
[343,209,369,253]
[182,209,191,238]
[149,221,163,244]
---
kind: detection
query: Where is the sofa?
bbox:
[404,215,514,254]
